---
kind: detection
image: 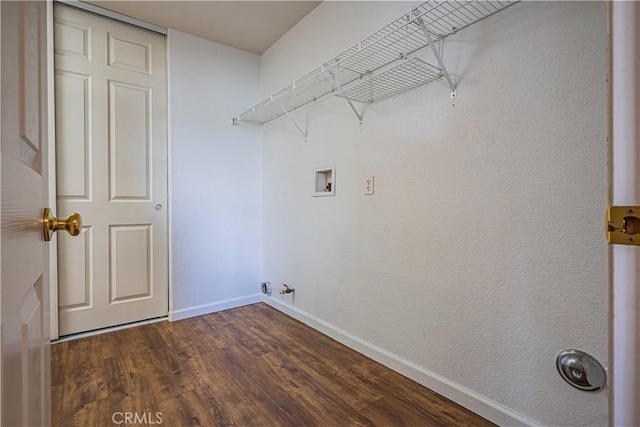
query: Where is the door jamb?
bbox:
[47,0,58,341]
[610,2,640,425]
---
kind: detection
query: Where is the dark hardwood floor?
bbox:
[52,303,493,426]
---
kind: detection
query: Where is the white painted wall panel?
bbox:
[168,30,262,314]
[260,2,607,426]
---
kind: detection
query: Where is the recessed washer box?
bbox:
[313,166,335,197]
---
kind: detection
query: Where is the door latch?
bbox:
[605,206,640,245]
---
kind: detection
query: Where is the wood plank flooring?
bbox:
[52,303,494,427]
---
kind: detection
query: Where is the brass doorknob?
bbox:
[43,208,82,241]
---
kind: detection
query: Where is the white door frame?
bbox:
[610,2,640,426]
[48,1,171,339]
[47,0,59,340]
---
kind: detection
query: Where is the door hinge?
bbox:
[605,206,640,245]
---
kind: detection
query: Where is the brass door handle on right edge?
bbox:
[43,208,82,241]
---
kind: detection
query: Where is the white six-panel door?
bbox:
[1,1,52,425]
[54,4,168,336]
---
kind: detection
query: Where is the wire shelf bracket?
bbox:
[415,14,456,98]
[329,68,366,123]
[277,99,308,139]
[346,99,366,123]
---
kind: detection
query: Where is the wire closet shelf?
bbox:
[231,0,517,126]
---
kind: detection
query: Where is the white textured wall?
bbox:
[168,30,262,314]
[261,2,608,426]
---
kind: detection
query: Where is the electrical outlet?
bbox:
[365,176,374,195]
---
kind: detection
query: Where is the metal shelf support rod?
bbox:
[415,15,456,98]
[330,68,364,123]
[276,100,307,139]
[329,69,340,91]
[346,99,365,123]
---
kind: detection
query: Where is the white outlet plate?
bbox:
[365,176,374,195]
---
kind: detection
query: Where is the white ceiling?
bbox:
[85,1,322,54]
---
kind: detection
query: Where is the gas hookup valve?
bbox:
[279,284,295,295]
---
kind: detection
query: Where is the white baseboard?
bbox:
[263,296,539,427]
[170,293,262,321]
